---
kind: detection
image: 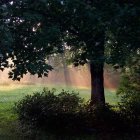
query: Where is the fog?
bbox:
[0,65,120,90]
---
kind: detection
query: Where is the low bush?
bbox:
[15,88,129,136]
[83,103,127,133]
[117,55,140,127]
[15,88,85,134]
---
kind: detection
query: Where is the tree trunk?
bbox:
[88,32,105,106]
[90,62,105,105]
[62,46,69,86]
[62,53,69,86]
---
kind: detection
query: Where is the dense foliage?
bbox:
[5,0,139,73]
[117,55,140,125]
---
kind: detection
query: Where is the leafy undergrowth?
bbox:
[0,104,139,140]
[12,88,140,139]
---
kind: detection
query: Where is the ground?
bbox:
[0,84,119,139]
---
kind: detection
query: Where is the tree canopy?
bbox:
[0,0,139,104]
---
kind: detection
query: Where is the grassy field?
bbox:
[0,84,119,139]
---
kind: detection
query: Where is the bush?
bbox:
[117,55,140,126]
[15,88,85,134]
[117,74,140,125]
[15,88,128,135]
[82,103,126,133]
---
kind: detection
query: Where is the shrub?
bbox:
[15,88,128,135]
[15,88,85,133]
[117,55,140,126]
[83,103,126,132]
[117,74,140,125]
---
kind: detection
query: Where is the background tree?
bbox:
[47,47,71,86]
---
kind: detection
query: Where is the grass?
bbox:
[0,84,120,139]
[0,84,119,104]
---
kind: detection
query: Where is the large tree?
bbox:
[1,0,140,105]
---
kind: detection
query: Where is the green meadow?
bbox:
[0,84,119,138]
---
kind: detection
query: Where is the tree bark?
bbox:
[62,53,69,86]
[62,46,70,86]
[88,32,105,106]
[90,62,105,105]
